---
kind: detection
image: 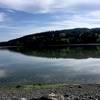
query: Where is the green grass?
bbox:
[24,84,63,90]
[0,83,65,90]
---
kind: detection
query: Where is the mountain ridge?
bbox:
[1,28,100,47]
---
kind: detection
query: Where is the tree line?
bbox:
[1,28,100,47]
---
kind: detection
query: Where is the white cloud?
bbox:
[0,12,6,22]
[1,0,100,41]
[0,0,55,13]
[0,0,100,13]
[89,10,100,18]
[48,9,100,29]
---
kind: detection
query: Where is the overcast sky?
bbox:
[0,0,100,41]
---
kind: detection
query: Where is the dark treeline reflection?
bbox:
[7,46,100,58]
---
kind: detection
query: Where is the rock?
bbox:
[34,93,65,100]
[88,96,93,99]
[95,95,100,100]
[11,98,19,100]
[78,85,82,88]
[39,96,52,100]
[48,93,64,100]
[74,97,80,100]
[30,97,52,100]
[21,98,27,100]
[30,98,38,100]
[16,85,22,89]
[64,94,69,97]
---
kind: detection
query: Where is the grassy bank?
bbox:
[0,83,65,90]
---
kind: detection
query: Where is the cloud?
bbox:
[49,58,100,75]
[48,8,100,29]
[0,12,6,22]
[0,0,55,13]
[1,0,100,41]
[89,10,100,18]
[0,0,100,13]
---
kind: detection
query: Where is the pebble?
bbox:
[0,85,100,100]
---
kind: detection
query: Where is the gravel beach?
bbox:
[0,84,100,100]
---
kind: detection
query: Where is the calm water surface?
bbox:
[0,46,100,85]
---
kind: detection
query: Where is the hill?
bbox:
[1,28,100,47]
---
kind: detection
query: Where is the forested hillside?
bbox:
[1,28,100,47]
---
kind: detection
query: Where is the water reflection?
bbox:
[0,46,100,84]
[7,46,100,58]
[0,69,8,78]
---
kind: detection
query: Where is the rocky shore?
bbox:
[0,84,100,100]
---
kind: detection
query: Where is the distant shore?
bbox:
[1,43,100,48]
[44,43,100,47]
[0,84,100,100]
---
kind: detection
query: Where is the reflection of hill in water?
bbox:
[8,46,100,58]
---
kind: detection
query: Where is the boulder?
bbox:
[30,93,65,100]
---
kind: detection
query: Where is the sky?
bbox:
[0,0,100,41]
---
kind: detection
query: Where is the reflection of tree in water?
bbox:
[7,46,100,58]
[96,46,100,53]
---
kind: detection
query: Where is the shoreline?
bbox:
[0,84,100,100]
[1,43,100,48]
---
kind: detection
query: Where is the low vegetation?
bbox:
[0,83,64,90]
